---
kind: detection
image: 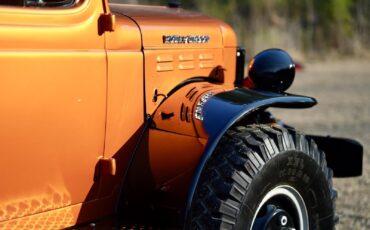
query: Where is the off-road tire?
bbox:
[190,124,336,230]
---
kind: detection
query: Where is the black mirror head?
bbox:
[247,49,295,93]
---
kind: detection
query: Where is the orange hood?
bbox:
[109,4,236,49]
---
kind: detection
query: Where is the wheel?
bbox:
[190,124,336,230]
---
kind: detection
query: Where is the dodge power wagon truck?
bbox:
[0,0,363,229]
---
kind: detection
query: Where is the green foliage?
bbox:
[197,0,237,23]
[112,0,370,57]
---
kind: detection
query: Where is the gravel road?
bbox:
[270,59,370,230]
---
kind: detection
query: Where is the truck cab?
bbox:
[0,0,362,229]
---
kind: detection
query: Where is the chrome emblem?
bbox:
[163,35,210,44]
[195,91,214,121]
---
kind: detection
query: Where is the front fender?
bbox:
[184,87,317,224]
[200,88,316,139]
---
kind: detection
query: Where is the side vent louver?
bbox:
[180,87,200,123]
[180,103,186,121]
[180,103,190,123]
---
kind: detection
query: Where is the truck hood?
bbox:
[109,4,234,49]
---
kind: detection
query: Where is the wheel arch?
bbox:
[184,88,317,226]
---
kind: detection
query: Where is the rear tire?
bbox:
[190,124,336,230]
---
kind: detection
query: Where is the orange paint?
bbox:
[0,1,237,228]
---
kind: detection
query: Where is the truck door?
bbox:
[0,0,106,223]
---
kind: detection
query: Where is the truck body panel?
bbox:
[110,4,237,114]
[110,4,224,49]
[0,1,362,229]
[0,0,107,227]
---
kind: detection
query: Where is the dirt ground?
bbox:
[270,59,370,230]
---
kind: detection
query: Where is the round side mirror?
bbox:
[245,49,295,93]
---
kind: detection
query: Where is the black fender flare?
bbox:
[184,87,317,224]
[308,135,363,177]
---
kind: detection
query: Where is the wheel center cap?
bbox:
[253,205,296,230]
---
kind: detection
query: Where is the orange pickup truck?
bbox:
[0,0,362,229]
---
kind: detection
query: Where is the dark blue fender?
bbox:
[202,88,316,139]
[184,87,317,225]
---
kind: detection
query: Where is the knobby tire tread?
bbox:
[190,124,336,230]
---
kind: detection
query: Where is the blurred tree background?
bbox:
[113,0,370,60]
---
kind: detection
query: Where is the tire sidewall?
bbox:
[236,150,334,230]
